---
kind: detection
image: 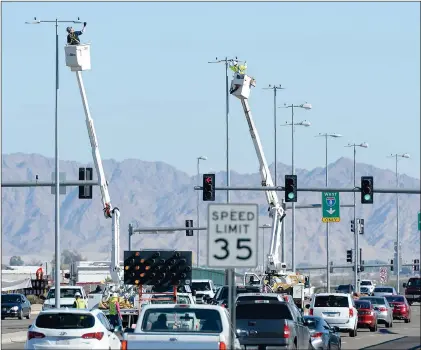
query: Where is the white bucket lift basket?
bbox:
[64,44,91,71]
[230,74,256,99]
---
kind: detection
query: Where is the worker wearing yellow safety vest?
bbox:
[109,293,123,330]
[229,61,247,75]
[73,292,87,309]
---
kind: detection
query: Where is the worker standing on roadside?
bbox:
[109,292,123,330]
[67,22,87,45]
[73,292,87,309]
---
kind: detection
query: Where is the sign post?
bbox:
[418,212,420,231]
[207,203,259,349]
[322,192,341,223]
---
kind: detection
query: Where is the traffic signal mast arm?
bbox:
[230,72,286,274]
[75,71,121,285]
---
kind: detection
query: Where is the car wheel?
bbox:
[404,318,410,323]
[1,317,5,320]
[385,321,390,328]
[18,310,23,320]
[369,324,376,332]
[26,311,31,320]
[408,301,413,306]
[390,319,393,328]
[349,328,357,337]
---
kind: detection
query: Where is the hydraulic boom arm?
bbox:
[75,71,121,284]
[230,72,286,274]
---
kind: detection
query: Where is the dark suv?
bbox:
[404,277,420,305]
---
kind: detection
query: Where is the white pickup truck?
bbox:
[40,286,87,310]
[121,304,241,349]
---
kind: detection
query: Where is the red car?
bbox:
[385,295,411,323]
[355,299,377,332]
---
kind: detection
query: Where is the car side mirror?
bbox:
[305,304,310,309]
[39,295,46,300]
[403,283,407,288]
[333,326,340,332]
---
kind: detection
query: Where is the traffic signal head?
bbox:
[351,220,355,233]
[346,249,353,263]
[284,175,297,203]
[203,174,215,201]
[78,167,93,199]
[361,176,374,204]
[123,250,192,288]
[185,220,193,237]
[390,259,394,271]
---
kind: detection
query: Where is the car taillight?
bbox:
[379,307,387,312]
[219,341,227,350]
[311,332,323,338]
[28,331,45,340]
[283,324,290,338]
[121,340,127,350]
[349,308,354,317]
[81,332,104,340]
[309,308,313,316]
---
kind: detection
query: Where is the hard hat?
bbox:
[66,27,72,33]
[112,292,118,298]
[75,292,81,297]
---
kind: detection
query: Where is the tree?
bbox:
[9,256,25,266]
[51,249,85,265]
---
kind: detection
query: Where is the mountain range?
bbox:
[1,152,420,267]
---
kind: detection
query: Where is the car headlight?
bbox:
[42,304,52,310]
[11,306,19,311]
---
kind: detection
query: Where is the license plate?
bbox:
[56,340,70,345]
[324,312,338,317]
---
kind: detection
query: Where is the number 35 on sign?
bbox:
[207,203,259,269]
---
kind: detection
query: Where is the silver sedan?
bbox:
[358,296,393,328]
[304,316,342,350]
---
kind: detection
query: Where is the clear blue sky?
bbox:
[2,2,420,178]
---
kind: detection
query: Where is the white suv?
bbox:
[308,293,358,337]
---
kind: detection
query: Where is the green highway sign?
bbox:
[418,212,420,231]
[322,192,341,223]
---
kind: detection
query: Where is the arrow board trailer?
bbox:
[207,203,259,269]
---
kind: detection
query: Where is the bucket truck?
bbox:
[64,44,136,308]
[229,67,314,303]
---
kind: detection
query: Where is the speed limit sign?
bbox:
[207,203,259,268]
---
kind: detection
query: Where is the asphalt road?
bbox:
[2,305,420,350]
[1,317,33,335]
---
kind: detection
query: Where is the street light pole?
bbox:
[196,156,207,267]
[345,142,369,292]
[261,224,271,272]
[263,84,285,186]
[388,153,410,294]
[316,132,343,292]
[25,16,82,309]
[281,103,312,272]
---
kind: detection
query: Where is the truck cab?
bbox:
[403,277,420,305]
[40,286,87,310]
[191,279,216,304]
[360,280,376,294]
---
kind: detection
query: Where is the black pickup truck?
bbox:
[236,300,312,350]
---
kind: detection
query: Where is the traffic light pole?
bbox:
[193,186,420,194]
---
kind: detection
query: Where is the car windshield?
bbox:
[385,296,405,303]
[236,303,292,320]
[314,295,349,308]
[36,313,95,329]
[374,287,393,293]
[191,282,211,291]
[360,281,372,286]
[217,287,260,300]
[46,289,82,299]
[407,279,421,287]
[303,317,320,330]
[337,285,353,292]
[359,297,386,306]
[355,301,371,309]
[360,287,369,292]
[237,296,278,302]
[1,295,22,303]
[141,308,222,333]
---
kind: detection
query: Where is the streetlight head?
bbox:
[302,103,312,110]
[198,156,207,160]
[360,142,369,148]
[301,120,311,127]
[402,153,410,159]
[25,20,41,24]
[331,133,343,138]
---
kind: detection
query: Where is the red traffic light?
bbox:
[205,176,213,184]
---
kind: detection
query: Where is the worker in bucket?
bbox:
[73,292,87,309]
[67,22,87,45]
[229,61,247,75]
[109,292,123,331]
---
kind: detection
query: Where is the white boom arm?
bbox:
[75,71,121,284]
[230,72,286,274]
